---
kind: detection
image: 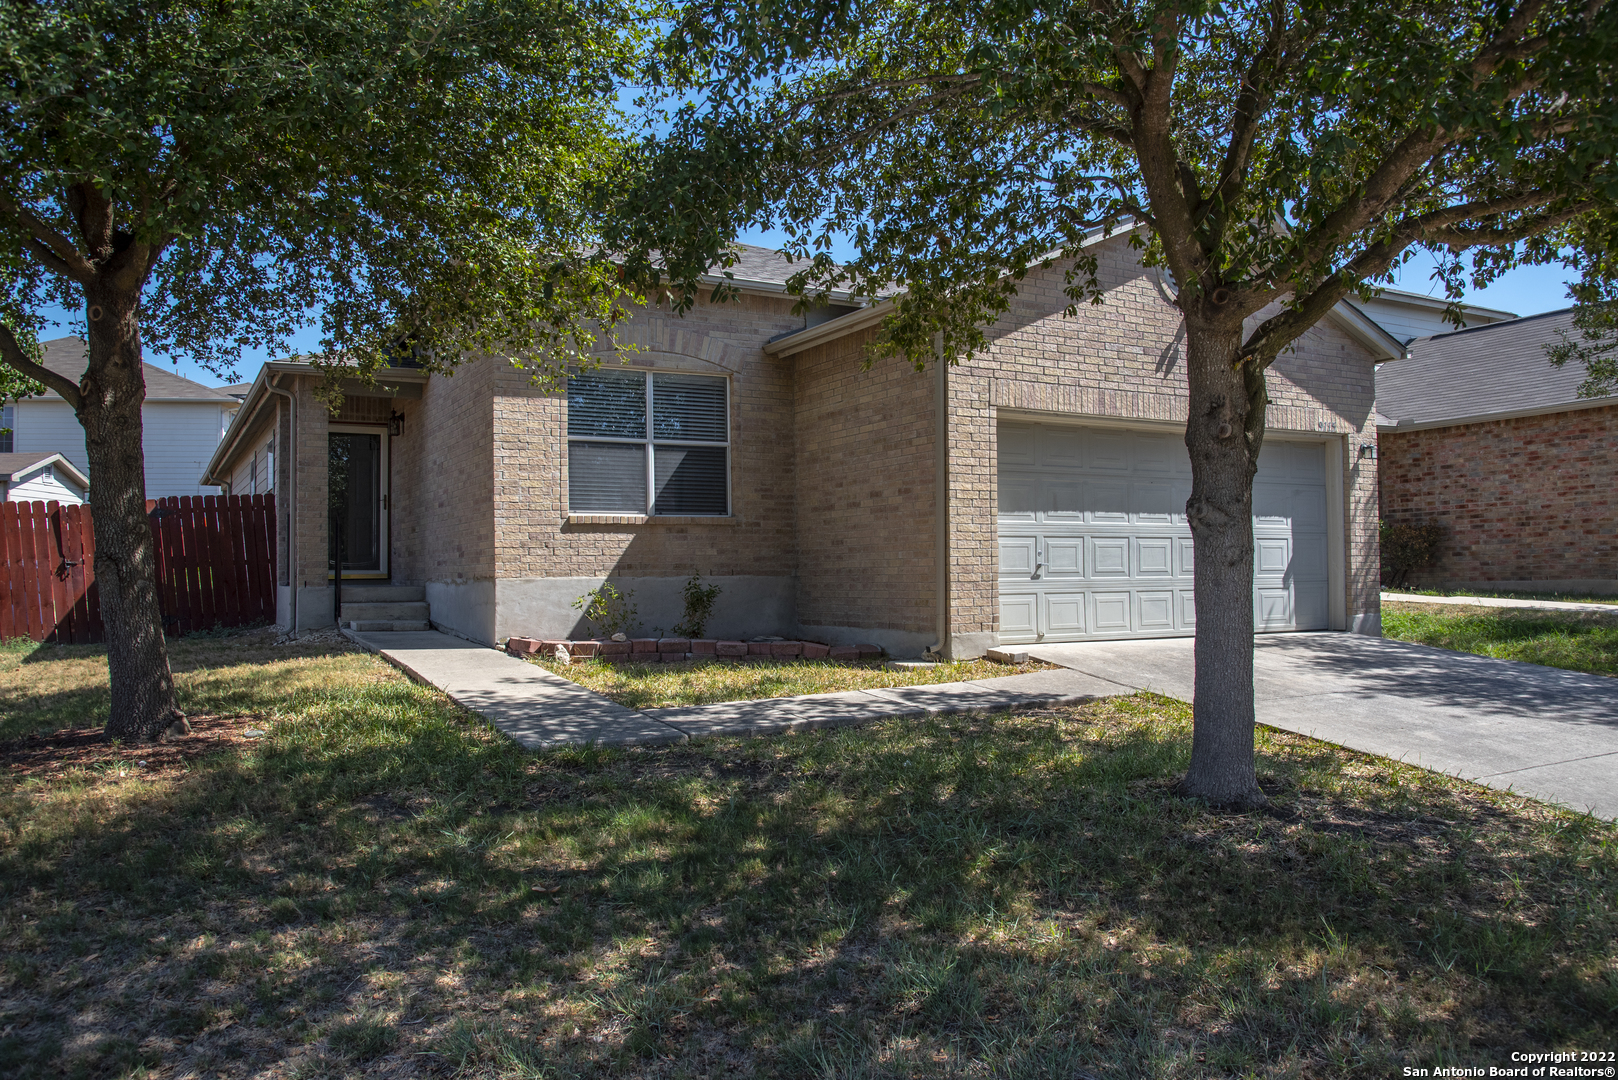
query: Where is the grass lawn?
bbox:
[1386,587,1618,607]
[1382,601,1618,677]
[529,655,1058,710]
[1,634,1615,1078]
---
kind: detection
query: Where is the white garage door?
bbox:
[997,421,1330,643]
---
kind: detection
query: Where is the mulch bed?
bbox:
[0,714,263,780]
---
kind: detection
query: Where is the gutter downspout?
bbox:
[930,332,948,656]
[265,379,298,639]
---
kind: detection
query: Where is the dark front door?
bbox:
[329,431,384,574]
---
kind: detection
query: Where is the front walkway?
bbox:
[346,630,1120,750]
[1029,633,1618,820]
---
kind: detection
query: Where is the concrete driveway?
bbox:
[1028,633,1618,820]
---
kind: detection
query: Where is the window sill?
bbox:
[565,514,739,526]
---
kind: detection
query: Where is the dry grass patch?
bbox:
[1,637,1614,1079]
[529,654,1059,709]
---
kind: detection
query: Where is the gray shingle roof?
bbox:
[710,243,802,285]
[35,337,235,402]
[1375,308,1612,427]
[0,451,89,486]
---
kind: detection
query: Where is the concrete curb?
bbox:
[1382,591,1618,614]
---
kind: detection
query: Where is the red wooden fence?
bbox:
[0,494,276,643]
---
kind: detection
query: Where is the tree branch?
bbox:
[0,323,83,410]
[0,197,97,284]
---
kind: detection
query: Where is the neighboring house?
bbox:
[203,237,1397,654]
[1354,287,1516,345]
[0,452,90,504]
[1377,309,1617,595]
[8,337,238,499]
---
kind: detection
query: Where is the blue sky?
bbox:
[31,234,1577,388]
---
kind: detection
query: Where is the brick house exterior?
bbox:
[204,236,1394,655]
[1377,309,1618,595]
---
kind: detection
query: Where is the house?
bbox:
[1377,309,1617,595]
[202,237,1396,654]
[0,452,90,504]
[1354,287,1515,345]
[7,337,239,499]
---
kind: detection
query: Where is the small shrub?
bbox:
[572,582,638,638]
[671,573,722,639]
[1381,520,1445,587]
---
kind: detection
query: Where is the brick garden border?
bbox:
[505,636,883,664]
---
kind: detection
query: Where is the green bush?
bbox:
[671,573,722,639]
[572,581,639,638]
[1380,520,1445,587]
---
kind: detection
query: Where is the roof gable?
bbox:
[33,337,235,403]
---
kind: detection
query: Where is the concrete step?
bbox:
[339,601,429,621]
[346,619,432,632]
[340,583,426,604]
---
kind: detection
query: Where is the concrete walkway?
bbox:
[347,630,1120,750]
[1383,591,1618,614]
[1028,634,1618,820]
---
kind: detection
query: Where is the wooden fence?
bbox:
[0,494,277,643]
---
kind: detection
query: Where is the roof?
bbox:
[219,383,254,399]
[765,229,1404,362]
[0,451,91,489]
[1361,285,1517,321]
[34,337,237,403]
[1376,308,1618,431]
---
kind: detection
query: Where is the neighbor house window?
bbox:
[1,404,12,454]
[567,369,729,515]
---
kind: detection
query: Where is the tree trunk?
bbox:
[1178,314,1266,809]
[80,286,182,742]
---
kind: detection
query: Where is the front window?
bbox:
[567,369,729,515]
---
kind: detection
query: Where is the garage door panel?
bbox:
[1000,423,1037,465]
[1043,593,1086,636]
[1257,589,1293,629]
[1135,537,1174,577]
[1085,481,1129,523]
[1000,536,1036,578]
[998,422,1331,643]
[1090,537,1130,577]
[1136,591,1175,631]
[1039,425,1085,467]
[1130,482,1176,524]
[1044,538,1084,577]
[1091,592,1131,632]
[1255,537,1291,575]
[1046,480,1085,520]
[999,593,1038,639]
[1295,583,1329,630]
[1088,432,1132,472]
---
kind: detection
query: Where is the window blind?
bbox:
[652,374,727,443]
[568,441,647,512]
[653,445,728,515]
[568,369,646,440]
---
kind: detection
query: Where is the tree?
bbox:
[1546,228,1618,397]
[0,0,640,741]
[613,0,1618,807]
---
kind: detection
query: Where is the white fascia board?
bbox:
[1363,287,1517,321]
[763,301,892,357]
[5,452,91,490]
[1324,300,1405,362]
[1376,393,1618,433]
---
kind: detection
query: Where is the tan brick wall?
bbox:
[489,292,802,580]
[947,236,1381,637]
[792,330,939,635]
[1380,404,1618,587]
[289,377,330,591]
[389,359,496,585]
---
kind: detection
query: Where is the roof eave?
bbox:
[1326,300,1406,362]
[1376,393,1618,433]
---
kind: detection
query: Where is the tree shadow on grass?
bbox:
[2,694,1614,1079]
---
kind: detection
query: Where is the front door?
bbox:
[329,426,388,577]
